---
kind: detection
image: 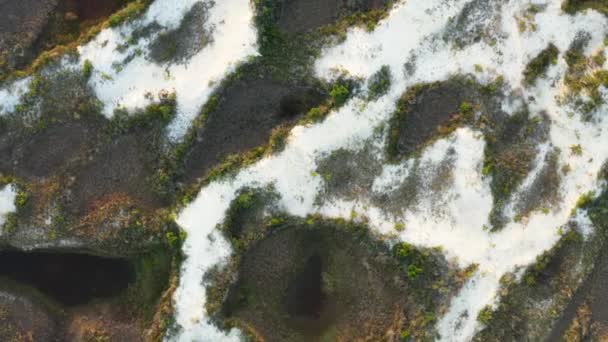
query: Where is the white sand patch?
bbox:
[173,0,608,341]
[78,0,258,140]
[0,185,17,235]
[572,209,595,239]
[0,77,31,115]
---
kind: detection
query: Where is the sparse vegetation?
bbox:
[82,59,94,79]
[107,92,177,135]
[330,84,350,107]
[516,5,541,33]
[368,65,392,99]
[523,44,559,85]
[570,144,583,156]
[477,305,494,325]
[108,1,152,28]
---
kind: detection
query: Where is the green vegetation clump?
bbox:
[330,84,350,107]
[477,305,494,325]
[561,34,608,115]
[107,92,176,135]
[108,1,152,28]
[125,248,172,318]
[82,59,94,80]
[392,242,435,280]
[572,191,596,213]
[15,188,29,208]
[523,44,559,85]
[570,144,583,156]
[368,65,392,99]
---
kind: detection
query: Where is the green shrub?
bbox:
[394,222,406,232]
[477,305,494,325]
[523,44,559,85]
[394,242,414,259]
[368,65,392,99]
[235,192,255,209]
[407,264,423,279]
[570,144,583,155]
[82,59,94,79]
[330,84,350,107]
[15,189,29,208]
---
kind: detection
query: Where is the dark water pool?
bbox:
[0,251,134,306]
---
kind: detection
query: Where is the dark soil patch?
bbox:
[546,250,608,341]
[286,254,325,319]
[221,223,407,342]
[0,251,134,306]
[183,76,326,184]
[67,131,167,216]
[387,78,485,159]
[0,0,58,75]
[0,248,172,342]
[276,0,388,34]
[0,122,99,180]
[443,0,503,48]
[65,0,128,21]
[512,148,561,218]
